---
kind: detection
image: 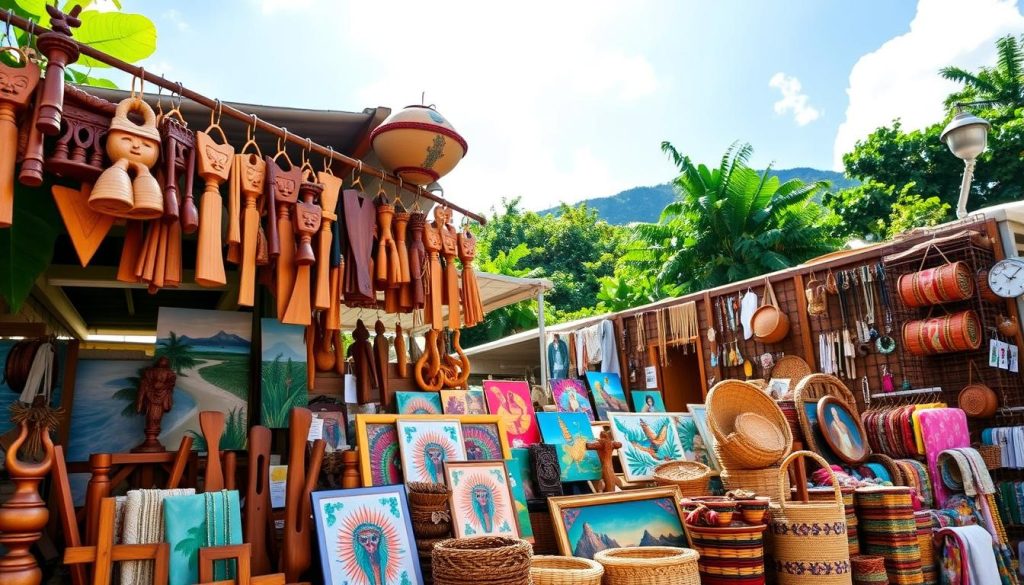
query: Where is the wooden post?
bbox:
[0,422,55,585]
[84,453,112,545]
[245,426,272,576]
[281,408,325,582]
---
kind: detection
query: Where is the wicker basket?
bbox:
[653,461,711,497]
[593,547,700,585]
[531,555,604,585]
[707,380,792,469]
[685,522,768,584]
[772,356,812,397]
[432,537,533,585]
[771,451,852,584]
[720,463,789,503]
[850,555,888,584]
[408,481,453,538]
[977,443,1002,470]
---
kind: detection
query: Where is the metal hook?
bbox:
[277,127,289,154]
[323,146,334,174]
[130,67,146,99]
[155,74,166,116]
[2,11,12,48]
[26,17,35,49]
[174,81,184,109]
[246,114,257,143]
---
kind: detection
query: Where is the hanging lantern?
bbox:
[369,105,467,186]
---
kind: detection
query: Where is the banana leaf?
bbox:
[0,183,60,313]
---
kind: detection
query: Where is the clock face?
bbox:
[987,258,1024,298]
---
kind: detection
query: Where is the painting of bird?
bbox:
[610,414,684,481]
[537,412,601,481]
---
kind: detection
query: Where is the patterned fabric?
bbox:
[916,408,970,507]
[769,521,847,537]
[163,490,243,585]
[775,560,851,575]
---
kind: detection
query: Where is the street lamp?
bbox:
[940,106,991,219]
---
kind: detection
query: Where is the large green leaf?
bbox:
[73,11,156,69]
[0,184,60,313]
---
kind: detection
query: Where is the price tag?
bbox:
[1010,344,1019,373]
[998,340,1010,369]
[990,339,1001,368]
[307,416,324,442]
[344,374,358,404]
[645,366,658,389]
[269,465,287,508]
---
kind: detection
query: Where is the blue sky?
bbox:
[112,0,1023,213]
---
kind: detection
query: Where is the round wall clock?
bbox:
[987,258,1024,299]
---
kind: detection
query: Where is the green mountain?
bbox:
[540,168,858,225]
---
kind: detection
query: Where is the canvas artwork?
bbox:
[440,390,469,414]
[687,404,720,471]
[549,488,687,559]
[462,422,505,461]
[67,358,198,461]
[395,391,443,415]
[312,485,423,585]
[585,372,629,420]
[551,379,595,421]
[767,378,791,399]
[313,411,347,452]
[483,380,540,447]
[671,412,713,467]
[608,413,685,482]
[155,307,252,450]
[537,412,602,481]
[466,388,488,414]
[360,421,402,486]
[509,448,536,501]
[505,457,534,542]
[396,419,466,484]
[818,396,868,463]
[260,318,308,428]
[631,391,666,413]
[445,461,520,539]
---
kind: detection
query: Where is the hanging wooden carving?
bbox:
[315,171,342,311]
[395,210,414,312]
[342,188,377,306]
[459,227,484,327]
[422,215,444,330]
[373,319,390,407]
[0,47,41,227]
[436,207,462,329]
[89,97,163,220]
[34,4,82,136]
[237,151,266,307]
[349,319,377,404]
[408,211,427,311]
[282,178,322,325]
[269,153,301,319]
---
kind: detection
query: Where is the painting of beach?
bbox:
[156,307,252,450]
[260,318,308,428]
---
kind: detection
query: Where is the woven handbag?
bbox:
[770,451,852,584]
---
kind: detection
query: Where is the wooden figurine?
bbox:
[436,206,462,329]
[194,128,234,287]
[408,212,427,310]
[586,430,622,493]
[237,153,266,307]
[421,214,444,330]
[159,109,196,229]
[0,421,54,585]
[315,171,343,311]
[342,188,377,306]
[282,408,326,583]
[459,227,485,327]
[199,411,225,492]
[269,156,301,319]
[89,97,163,219]
[349,319,377,404]
[395,322,409,378]
[282,179,323,325]
[373,319,390,407]
[245,426,272,576]
[394,210,413,312]
[131,357,176,453]
[34,4,81,136]
[0,47,40,227]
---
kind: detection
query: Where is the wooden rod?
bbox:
[1,10,487,225]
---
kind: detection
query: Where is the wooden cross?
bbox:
[586,430,622,493]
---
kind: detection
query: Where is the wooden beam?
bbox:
[46,265,226,291]
[31,277,88,340]
[350,106,391,160]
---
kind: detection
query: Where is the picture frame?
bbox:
[462,419,512,461]
[312,484,423,585]
[440,390,469,414]
[536,412,602,481]
[505,455,535,542]
[608,412,685,481]
[670,412,713,468]
[397,419,466,484]
[444,460,521,539]
[466,387,488,414]
[631,390,666,413]
[687,404,720,471]
[483,380,540,447]
[395,391,443,415]
[817,395,869,464]
[767,378,791,399]
[547,486,687,559]
[585,372,629,420]
[550,379,596,421]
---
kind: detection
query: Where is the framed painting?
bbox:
[608,413,685,482]
[536,412,601,481]
[509,448,536,501]
[818,396,868,464]
[670,412,714,468]
[396,419,466,485]
[259,318,308,428]
[547,486,687,559]
[687,403,720,471]
[584,372,629,420]
[444,460,520,539]
[440,390,469,414]
[462,419,512,461]
[395,391,443,415]
[505,456,534,542]
[355,416,403,486]
[550,379,595,421]
[631,390,666,413]
[312,485,423,585]
[466,387,488,414]
[483,380,540,447]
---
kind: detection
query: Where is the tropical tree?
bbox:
[111,369,143,417]
[941,34,1024,111]
[460,243,544,347]
[623,142,839,293]
[156,332,197,376]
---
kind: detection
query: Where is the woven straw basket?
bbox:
[653,461,711,497]
[432,537,533,585]
[770,451,852,584]
[977,443,1002,470]
[593,546,700,585]
[707,380,792,469]
[531,555,604,585]
[719,462,790,503]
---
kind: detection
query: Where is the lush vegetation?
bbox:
[188,407,247,451]
[156,332,197,376]
[260,355,308,428]
[196,352,251,401]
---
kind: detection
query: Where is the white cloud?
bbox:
[259,0,314,15]
[769,72,821,126]
[161,9,189,32]
[832,0,1024,170]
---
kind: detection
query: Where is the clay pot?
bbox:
[369,105,467,186]
[997,314,1018,338]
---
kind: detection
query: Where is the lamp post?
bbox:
[940,106,991,219]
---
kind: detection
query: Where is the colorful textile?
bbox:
[916,408,970,507]
[947,525,1001,585]
[163,490,242,585]
[120,488,195,585]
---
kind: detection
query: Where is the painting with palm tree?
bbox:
[260,318,308,428]
[608,413,685,482]
[156,308,252,451]
[670,413,712,467]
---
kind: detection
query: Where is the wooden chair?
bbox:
[63,497,170,585]
[197,543,287,585]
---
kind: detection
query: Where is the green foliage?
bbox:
[156,332,196,376]
[188,407,247,451]
[196,352,251,401]
[260,356,308,428]
[886,190,951,238]
[0,183,60,313]
[111,370,143,417]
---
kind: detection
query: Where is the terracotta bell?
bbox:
[998,314,1018,338]
[89,97,163,219]
[369,105,467,186]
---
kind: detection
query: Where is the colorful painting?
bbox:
[260,318,308,428]
[551,379,595,421]
[608,413,685,482]
[466,388,488,414]
[445,461,520,539]
[396,391,443,415]
[505,456,534,542]
[313,411,347,452]
[463,422,507,460]
[156,307,252,450]
[670,412,712,467]
[818,396,868,463]
[537,412,601,481]
[0,339,74,441]
[440,390,469,414]
[509,448,536,501]
[357,419,402,486]
[483,380,540,447]
[631,391,666,413]
[687,403,720,471]
[312,485,423,585]
[548,487,687,559]
[67,358,196,462]
[396,419,466,484]
[585,372,629,420]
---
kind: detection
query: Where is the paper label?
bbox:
[1010,344,1019,373]
[269,465,287,508]
[998,340,1010,369]
[344,374,358,404]
[645,366,658,389]
[307,416,324,442]
[990,339,1001,368]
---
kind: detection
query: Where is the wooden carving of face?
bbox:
[0,50,40,106]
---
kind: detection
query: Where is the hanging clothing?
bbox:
[598,319,620,375]
[548,337,569,380]
[582,324,602,365]
[740,291,758,340]
[574,332,588,376]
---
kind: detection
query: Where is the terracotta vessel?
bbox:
[369,105,468,185]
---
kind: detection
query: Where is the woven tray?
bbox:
[530,555,603,585]
[653,461,710,497]
[593,547,700,585]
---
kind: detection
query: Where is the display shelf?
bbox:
[869,386,943,400]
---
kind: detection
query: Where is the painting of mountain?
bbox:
[559,495,686,559]
[156,308,252,450]
[573,523,621,558]
[260,318,308,428]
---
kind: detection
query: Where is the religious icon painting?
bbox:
[444,460,520,539]
[440,390,469,414]
[536,412,602,482]
[462,421,508,461]
[312,484,423,585]
[466,388,488,414]
[356,419,403,486]
[608,412,685,482]
[584,372,630,420]
[483,380,540,447]
[395,391,443,415]
[551,379,595,421]
[396,419,466,485]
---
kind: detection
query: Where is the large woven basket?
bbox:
[685,522,768,584]
[770,451,852,584]
[531,555,604,585]
[720,464,789,503]
[432,537,533,585]
[707,380,792,469]
[771,356,812,397]
[850,555,888,585]
[593,546,700,585]
[408,481,453,538]
[653,461,711,497]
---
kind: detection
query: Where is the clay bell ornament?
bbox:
[89,97,164,220]
[0,47,41,228]
[369,105,467,186]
